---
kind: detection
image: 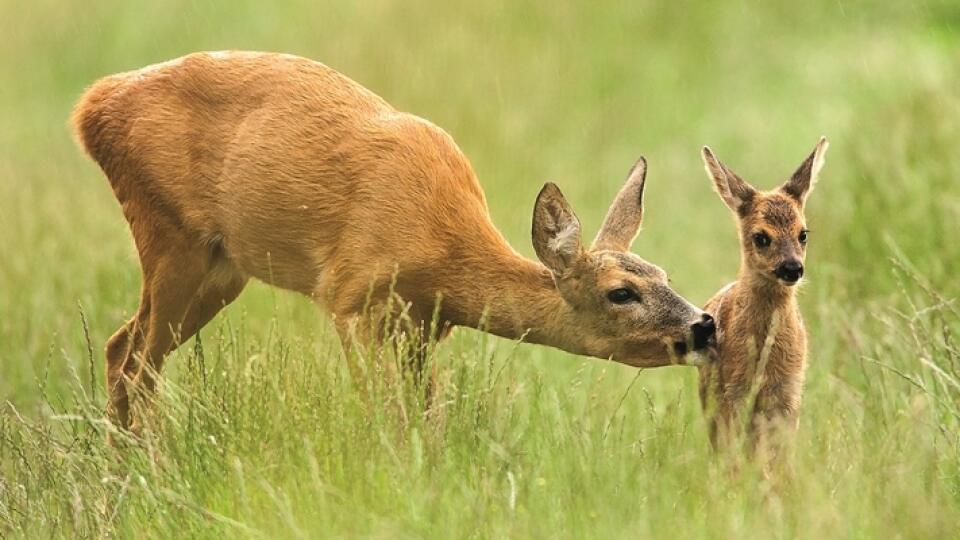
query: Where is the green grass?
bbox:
[2,1,959,537]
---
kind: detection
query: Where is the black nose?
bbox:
[691,313,716,350]
[775,261,804,283]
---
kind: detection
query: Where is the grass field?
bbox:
[1,1,959,537]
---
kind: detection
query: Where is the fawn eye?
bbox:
[752,232,772,249]
[607,288,639,304]
[799,230,809,244]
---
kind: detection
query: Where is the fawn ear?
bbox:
[781,136,828,206]
[701,146,757,213]
[592,157,647,251]
[533,182,584,275]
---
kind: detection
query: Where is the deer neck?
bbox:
[440,245,584,353]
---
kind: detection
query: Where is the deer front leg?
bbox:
[334,297,452,416]
[709,399,746,455]
[699,363,747,454]
[747,382,802,474]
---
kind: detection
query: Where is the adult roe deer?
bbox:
[697,137,828,465]
[72,51,716,432]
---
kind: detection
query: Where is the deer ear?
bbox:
[592,157,647,251]
[701,146,757,214]
[532,182,584,275]
[781,136,828,206]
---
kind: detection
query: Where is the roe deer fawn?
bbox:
[697,137,828,463]
[71,51,716,433]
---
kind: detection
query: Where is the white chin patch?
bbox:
[683,350,711,366]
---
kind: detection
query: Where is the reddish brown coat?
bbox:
[72,51,712,432]
[697,138,828,459]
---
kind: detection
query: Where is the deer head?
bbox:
[531,158,716,367]
[701,137,829,286]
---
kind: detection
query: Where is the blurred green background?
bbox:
[1,1,959,537]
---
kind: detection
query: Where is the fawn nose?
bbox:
[691,313,716,350]
[775,261,804,284]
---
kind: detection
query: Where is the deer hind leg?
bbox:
[106,247,207,433]
[130,266,246,435]
[106,204,246,434]
[104,291,150,431]
[179,270,248,343]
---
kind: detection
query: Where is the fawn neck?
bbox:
[732,261,797,332]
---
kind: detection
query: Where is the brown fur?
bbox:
[71,51,712,432]
[697,138,828,462]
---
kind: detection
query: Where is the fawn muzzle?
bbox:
[775,260,804,284]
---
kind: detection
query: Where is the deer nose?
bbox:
[691,313,716,350]
[775,261,804,283]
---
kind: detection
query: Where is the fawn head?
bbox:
[531,158,715,367]
[701,137,829,287]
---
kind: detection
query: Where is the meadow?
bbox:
[1,1,959,537]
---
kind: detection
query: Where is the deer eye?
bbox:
[799,230,809,244]
[607,288,639,304]
[752,232,772,249]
